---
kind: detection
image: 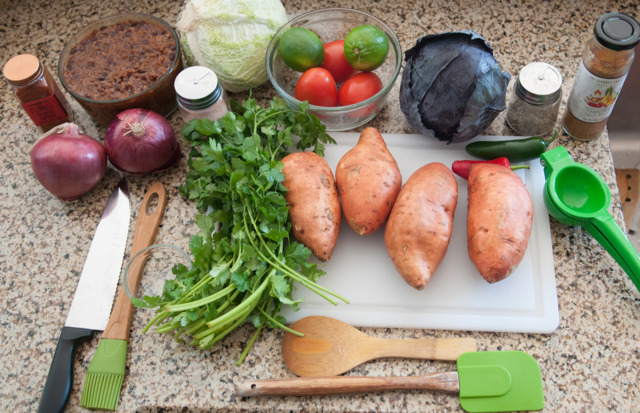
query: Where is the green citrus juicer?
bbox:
[540,146,640,292]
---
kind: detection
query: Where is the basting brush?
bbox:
[81,182,166,410]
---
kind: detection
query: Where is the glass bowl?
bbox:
[58,13,183,126]
[123,244,192,308]
[265,8,402,131]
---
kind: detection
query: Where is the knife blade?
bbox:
[38,178,131,413]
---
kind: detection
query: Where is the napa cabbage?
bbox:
[176,0,288,92]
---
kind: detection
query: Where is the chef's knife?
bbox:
[38,178,131,413]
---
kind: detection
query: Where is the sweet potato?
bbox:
[467,163,533,283]
[384,162,458,290]
[282,152,342,261]
[336,127,402,235]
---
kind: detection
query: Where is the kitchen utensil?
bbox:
[282,316,477,376]
[279,133,558,334]
[541,146,640,291]
[38,178,131,413]
[237,350,544,412]
[80,182,167,410]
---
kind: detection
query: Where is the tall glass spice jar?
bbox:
[174,66,228,124]
[562,12,640,141]
[2,54,71,132]
[507,62,563,136]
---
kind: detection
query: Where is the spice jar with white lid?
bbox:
[174,66,228,123]
[506,62,563,136]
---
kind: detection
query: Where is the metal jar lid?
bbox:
[174,66,222,111]
[515,62,563,106]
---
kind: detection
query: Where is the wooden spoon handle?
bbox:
[366,337,477,361]
[236,372,460,397]
[102,182,167,341]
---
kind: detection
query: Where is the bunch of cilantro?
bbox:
[136,97,348,364]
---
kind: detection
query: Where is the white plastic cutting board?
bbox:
[280,132,559,334]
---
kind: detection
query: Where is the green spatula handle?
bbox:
[236,372,460,397]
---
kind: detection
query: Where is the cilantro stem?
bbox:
[156,319,183,334]
[257,307,302,337]
[218,288,241,313]
[203,311,250,350]
[141,273,217,334]
[182,274,214,300]
[193,302,254,341]
[205,274,271,329]
[236,325,264,366]
[244,206,348,304]
[252,109,288,136]
[143,311,169,334]
[241,210,337,304]
[185,317,207,335]
[164,284,236,313]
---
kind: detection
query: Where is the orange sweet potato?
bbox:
[384,162,458,290]
[282,152,342,262]
[467,163,533,283]
[336,127,402,235]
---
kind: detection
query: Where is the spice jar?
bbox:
[507,62,563,136]
[562,12,640,141]
[2,54,71,133]
[174,66,228,123]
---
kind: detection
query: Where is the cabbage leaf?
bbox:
[177,0,288,92]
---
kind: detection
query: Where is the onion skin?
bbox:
[30,123,107,201]
[105,108,180,175]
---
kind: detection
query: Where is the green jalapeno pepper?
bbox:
[465,130,558,162]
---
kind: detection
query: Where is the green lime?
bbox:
[278,27,325,72]
[343,25,389,71]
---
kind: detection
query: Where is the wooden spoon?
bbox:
[282,316,477,377]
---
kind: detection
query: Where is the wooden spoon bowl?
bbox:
[282,316,477,377]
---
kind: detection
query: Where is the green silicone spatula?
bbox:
[236,350,544,412]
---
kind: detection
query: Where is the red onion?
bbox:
[30,123,107,201]
[105,108,180,175]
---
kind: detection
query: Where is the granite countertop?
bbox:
[1,0,639,412]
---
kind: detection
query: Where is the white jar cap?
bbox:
[174,66,222,109]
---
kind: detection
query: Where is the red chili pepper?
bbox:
[451,157,529,180]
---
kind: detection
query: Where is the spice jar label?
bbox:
[21,94,69,127]
[567,61,628,123]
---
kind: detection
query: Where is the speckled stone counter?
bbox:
[1,0,639,412]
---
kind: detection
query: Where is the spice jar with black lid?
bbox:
[507,62,563,136]
[562,12,640,141]
[2,54,71,133]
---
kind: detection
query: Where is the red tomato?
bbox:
[338,72,383,106]
[294,67,338,107]
[321,40,357,84]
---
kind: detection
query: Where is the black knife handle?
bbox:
[38,326,93,413]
